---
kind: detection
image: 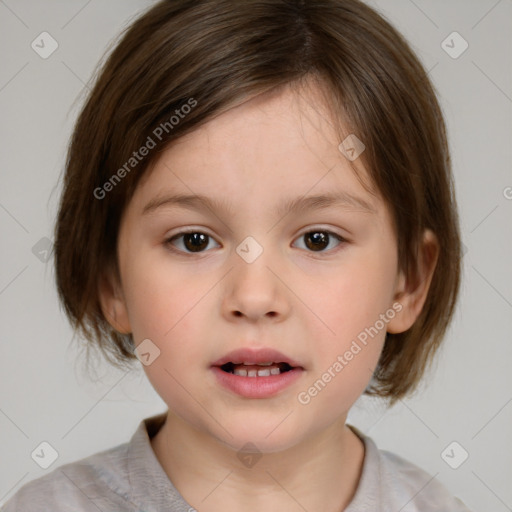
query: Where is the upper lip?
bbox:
[211,347,303,368]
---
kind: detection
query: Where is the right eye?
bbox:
[165,231,221,254]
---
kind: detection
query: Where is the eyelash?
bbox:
[164,228,347,256]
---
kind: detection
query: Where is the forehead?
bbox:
[167,80,365,176]
[131,80,384,222]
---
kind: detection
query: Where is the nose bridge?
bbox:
[223,235,290,321]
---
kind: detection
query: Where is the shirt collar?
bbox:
[126,412,192,510]
[345,424,382,510]
[125,413,379,511]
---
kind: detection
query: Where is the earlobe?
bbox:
[98,270,132,334]
[386,229,439,334]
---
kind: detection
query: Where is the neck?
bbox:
[150,411,365,512]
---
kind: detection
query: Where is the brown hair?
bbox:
[54,0,461,405]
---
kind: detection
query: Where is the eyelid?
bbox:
[166,225,348,240]
[165,226,218,241]
[296,225,348,240]
[165,227,221,252]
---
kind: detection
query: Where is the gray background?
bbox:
[1,1,511,510]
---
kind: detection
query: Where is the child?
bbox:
[3,0,473,510]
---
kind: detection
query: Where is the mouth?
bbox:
[211,347,303,373]
[211,347,304,398]
[219,361,294,377]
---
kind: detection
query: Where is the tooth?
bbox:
[270,367,280,375]
[256,369,271,377]
[234,368,248,377]
[258,362,273,366]
[247,370,258,377]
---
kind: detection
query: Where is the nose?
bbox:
[222,249,291,323]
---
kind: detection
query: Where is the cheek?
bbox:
[122,248,216,359]
[122,247,205,340]
[306,248,397,346]
[124,260,212,420]
[297,247,397,405]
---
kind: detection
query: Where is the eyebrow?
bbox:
[142,191,376,217]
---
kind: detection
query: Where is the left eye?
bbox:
[293,230,345,253]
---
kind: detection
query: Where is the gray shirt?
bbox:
[2,413,473,511]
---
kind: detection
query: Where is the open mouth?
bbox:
[211,351,304,397]
[219,362,294,377]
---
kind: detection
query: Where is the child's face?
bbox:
[107,82,408,452]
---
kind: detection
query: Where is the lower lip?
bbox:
[211,366,304,398]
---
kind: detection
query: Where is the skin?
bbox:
[99,78,438,512]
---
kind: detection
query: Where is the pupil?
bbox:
[305,231,329,251]
[184,233,208,252]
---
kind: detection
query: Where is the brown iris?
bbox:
[304,231,330,251]
[182,232,209,252]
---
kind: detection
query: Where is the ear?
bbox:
[386,229,439,334]
[98,266,132,334]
